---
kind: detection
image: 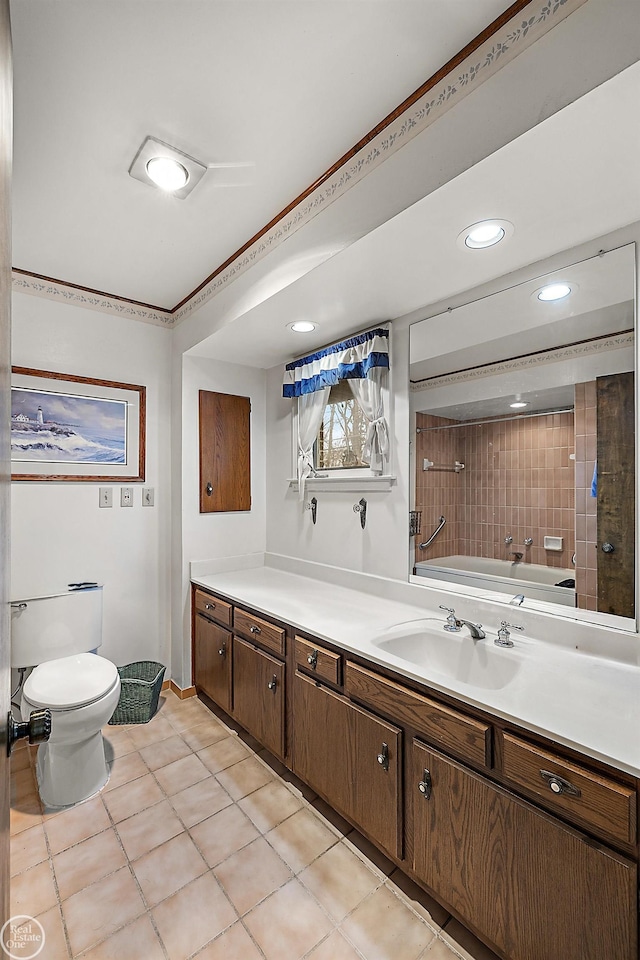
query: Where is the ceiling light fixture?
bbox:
[289,321,317,333]
[457,219,514,250]
[536,282,572,302]
[510,401,528,409]
[129,137,207,199]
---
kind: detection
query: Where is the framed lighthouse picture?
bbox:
[11,367,146,482]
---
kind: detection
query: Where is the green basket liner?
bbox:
[108,660,166,725]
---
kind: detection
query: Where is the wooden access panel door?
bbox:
[412,740,637,960]
[293,672,402,859]
[233,637,285,759]
[199,390,251,513]
[193,615,232,712]
[597,372,635,617]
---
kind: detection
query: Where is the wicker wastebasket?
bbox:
[108,661,166,724]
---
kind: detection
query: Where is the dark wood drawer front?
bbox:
[234,608,285,657]
[502,733,637,846]
[346,662,491,769]
[295,637,341,686]
[194,589,232,628]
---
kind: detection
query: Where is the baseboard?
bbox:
[169,680,197,700]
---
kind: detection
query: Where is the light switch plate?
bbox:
[142,487,154,507]
[120,487,133,507]
[99,487,113,508]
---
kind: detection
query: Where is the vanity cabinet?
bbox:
[191,582,639,960]
[412,740,637,960]
[293,671,402,859]
[233,636,285,759]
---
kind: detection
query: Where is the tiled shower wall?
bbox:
[574,381,598,610]
[415,410,576,570]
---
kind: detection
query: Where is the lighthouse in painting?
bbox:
[36,405,44,425]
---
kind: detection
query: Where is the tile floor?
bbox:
[9,691,501,960]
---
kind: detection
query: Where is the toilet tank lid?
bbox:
[11,585,103,603]
[23,653,118,709]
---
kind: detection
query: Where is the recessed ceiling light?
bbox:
[129,137,207,199]
[536,282,572,302]
[510,401,529,409]
[146,156,189,192]
[289,321,317,333]
[457,219,514,250]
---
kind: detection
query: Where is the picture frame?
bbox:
[11,366,146,482]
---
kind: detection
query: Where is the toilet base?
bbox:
[35,730,109,808]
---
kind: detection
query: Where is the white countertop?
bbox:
[191,563,640,778]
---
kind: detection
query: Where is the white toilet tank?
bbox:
[10,586,103,668]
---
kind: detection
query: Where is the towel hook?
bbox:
[305,497,318,525]
[353,498,367,529]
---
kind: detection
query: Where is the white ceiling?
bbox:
[10,0,510,308]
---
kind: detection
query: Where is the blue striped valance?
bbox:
[282,327,389,398]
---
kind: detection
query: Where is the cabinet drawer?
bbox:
[234,608,285,657]
[194,589,232,628]
[346,662,491,769]
[295,636,341,686]
[501,732,637,846]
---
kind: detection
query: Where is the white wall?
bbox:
[175,354,267,686]
[11,294,172,668]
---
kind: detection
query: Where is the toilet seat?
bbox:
[23,652,119,710]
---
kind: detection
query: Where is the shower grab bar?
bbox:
[419,516,446,550]
[423,459,465,473]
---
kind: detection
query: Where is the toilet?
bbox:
[10,586,121,808]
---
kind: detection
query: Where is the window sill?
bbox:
[288,475,397,493]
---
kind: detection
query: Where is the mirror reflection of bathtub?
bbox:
[414,556,576,607]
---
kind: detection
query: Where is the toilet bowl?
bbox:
[11,586,121,808]
[22,652,120,807]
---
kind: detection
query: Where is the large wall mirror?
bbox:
[409,242,636,628]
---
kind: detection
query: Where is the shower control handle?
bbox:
[7,708,52,757]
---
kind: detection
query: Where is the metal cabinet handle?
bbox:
[376,742,389,771]
[418,768,432,800]
[540,769,581,798]
[249,625,262,635]
[267,674,278,693]
[307,649,319,669]
[206,482,213,496]
[218,643,226,658]
[204,602,216,610]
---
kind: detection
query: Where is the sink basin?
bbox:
[372,619,522,690]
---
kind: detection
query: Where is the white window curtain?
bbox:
[283,326,390,496]
[347,367,389,474]
[297,386,331,500]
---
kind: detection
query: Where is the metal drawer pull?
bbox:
[540,769,581,798]
[418,768,432,800]
[267,674,278,693]
[377,742,389,771]
[204,602,216,610]
[218,643,226,658]
[249,624,262,635]
[307,649,319,669]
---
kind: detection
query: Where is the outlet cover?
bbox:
[142,487,154,507]
[99,487,113,508]
[120,487,133,507]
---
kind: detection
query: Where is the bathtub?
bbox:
[414,555,576,606]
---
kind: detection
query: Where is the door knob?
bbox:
[7,708,52,757]
[601,542,615,553]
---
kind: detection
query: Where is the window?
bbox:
[316,381,369,470]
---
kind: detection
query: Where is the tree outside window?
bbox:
[316,381,369,470]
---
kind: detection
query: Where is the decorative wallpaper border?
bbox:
[12,0,587,328]
[410,332,635,392]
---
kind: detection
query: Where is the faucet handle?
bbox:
[439,605,461,632]
[439,605,455,615]
[495,621,524,647]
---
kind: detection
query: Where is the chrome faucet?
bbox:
[510,594,525,606]
[439,606,486,639]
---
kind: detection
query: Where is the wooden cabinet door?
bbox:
[193,615,232,712]
[233,637,285,758]
[294,672,402,859]
[199,390,251,513]
[412,740,637,960]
